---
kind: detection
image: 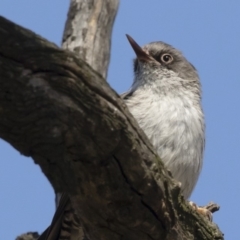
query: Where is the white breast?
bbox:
[125,87,204,198]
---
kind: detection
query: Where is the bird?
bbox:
[124,35,204,199]
[38,35,205,239]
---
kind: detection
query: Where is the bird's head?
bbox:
[126,34,200,92]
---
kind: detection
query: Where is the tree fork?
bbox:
[0,11,222,240]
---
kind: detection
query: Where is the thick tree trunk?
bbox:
[0,16,223,240]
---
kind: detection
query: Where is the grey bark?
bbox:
[0,16,223,240]
[61,0,119,79]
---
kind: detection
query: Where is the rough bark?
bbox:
[0,16,223,240]
[55,0,119,209]
[61,0,119,79]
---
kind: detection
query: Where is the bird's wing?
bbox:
[120,89,134,100]
[38,193,69,240]
[38,193,86,240]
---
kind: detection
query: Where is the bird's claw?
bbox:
[189,201,213,222]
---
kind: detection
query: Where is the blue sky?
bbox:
[1,1,240,239]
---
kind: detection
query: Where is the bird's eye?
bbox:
[160,54,173,64]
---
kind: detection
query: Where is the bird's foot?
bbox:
[189,201,220,222]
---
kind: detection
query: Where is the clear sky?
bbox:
[0,1,239,239]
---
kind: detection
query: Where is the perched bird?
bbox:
[38,35,205,239]
[124,35,204,199]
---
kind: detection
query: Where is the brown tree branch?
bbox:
[0,16,223,240]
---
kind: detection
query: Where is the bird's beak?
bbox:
[126,34,152,62]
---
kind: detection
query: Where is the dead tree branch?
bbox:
[61,0,119,79]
